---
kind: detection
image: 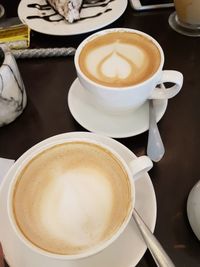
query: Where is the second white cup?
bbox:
[75,28,183,114]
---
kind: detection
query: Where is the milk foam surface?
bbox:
[79,32,161,87]
[13,142,131,255]
[86,43,145,81]
[39,169,112,246]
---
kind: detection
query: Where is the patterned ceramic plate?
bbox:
[18,0,127,35]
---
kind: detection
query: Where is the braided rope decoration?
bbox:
[12,47,76,59]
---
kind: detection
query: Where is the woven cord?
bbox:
[12,47,76,59]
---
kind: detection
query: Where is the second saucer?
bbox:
[68,78,168,138]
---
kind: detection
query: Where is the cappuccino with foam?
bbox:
[75,28,183,113]
[79,31,161,87]
[11,141,132,256]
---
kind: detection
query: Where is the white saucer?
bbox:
[0,132,156,267]
[68,79,168,138]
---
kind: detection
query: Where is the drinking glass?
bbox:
[169,0,200,37]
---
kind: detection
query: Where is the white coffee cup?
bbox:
[0,45,27,126]
[75,28,183,114]
[3,135,152,266]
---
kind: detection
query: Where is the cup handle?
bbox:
[0,43,11,54]
[129,156,153,181]
[149,70,183,100]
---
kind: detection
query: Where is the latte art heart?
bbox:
[99,51,133,80]
[79,32,161,87]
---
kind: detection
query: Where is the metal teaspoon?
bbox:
[132,209,175,267]
[147,99,165,162]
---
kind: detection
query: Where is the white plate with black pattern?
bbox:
[18,0,127,35]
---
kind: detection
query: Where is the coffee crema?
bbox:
[12,141,132,255]
[79,32,161,87]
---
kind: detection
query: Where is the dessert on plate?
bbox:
[47,0,83,23]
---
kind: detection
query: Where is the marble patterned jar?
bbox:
[0,45,27,126]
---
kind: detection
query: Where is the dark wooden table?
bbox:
[1,1,200,267]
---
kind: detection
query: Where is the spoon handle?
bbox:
[147,99,165,162]
[132,209,175,267]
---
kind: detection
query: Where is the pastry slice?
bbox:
[47,0,83,23]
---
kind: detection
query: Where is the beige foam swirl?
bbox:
[12,142,132,255]
[38,168,113,247]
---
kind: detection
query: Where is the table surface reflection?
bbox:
[1,1,200,267]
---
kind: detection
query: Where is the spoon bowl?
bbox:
[147,98,165,162]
